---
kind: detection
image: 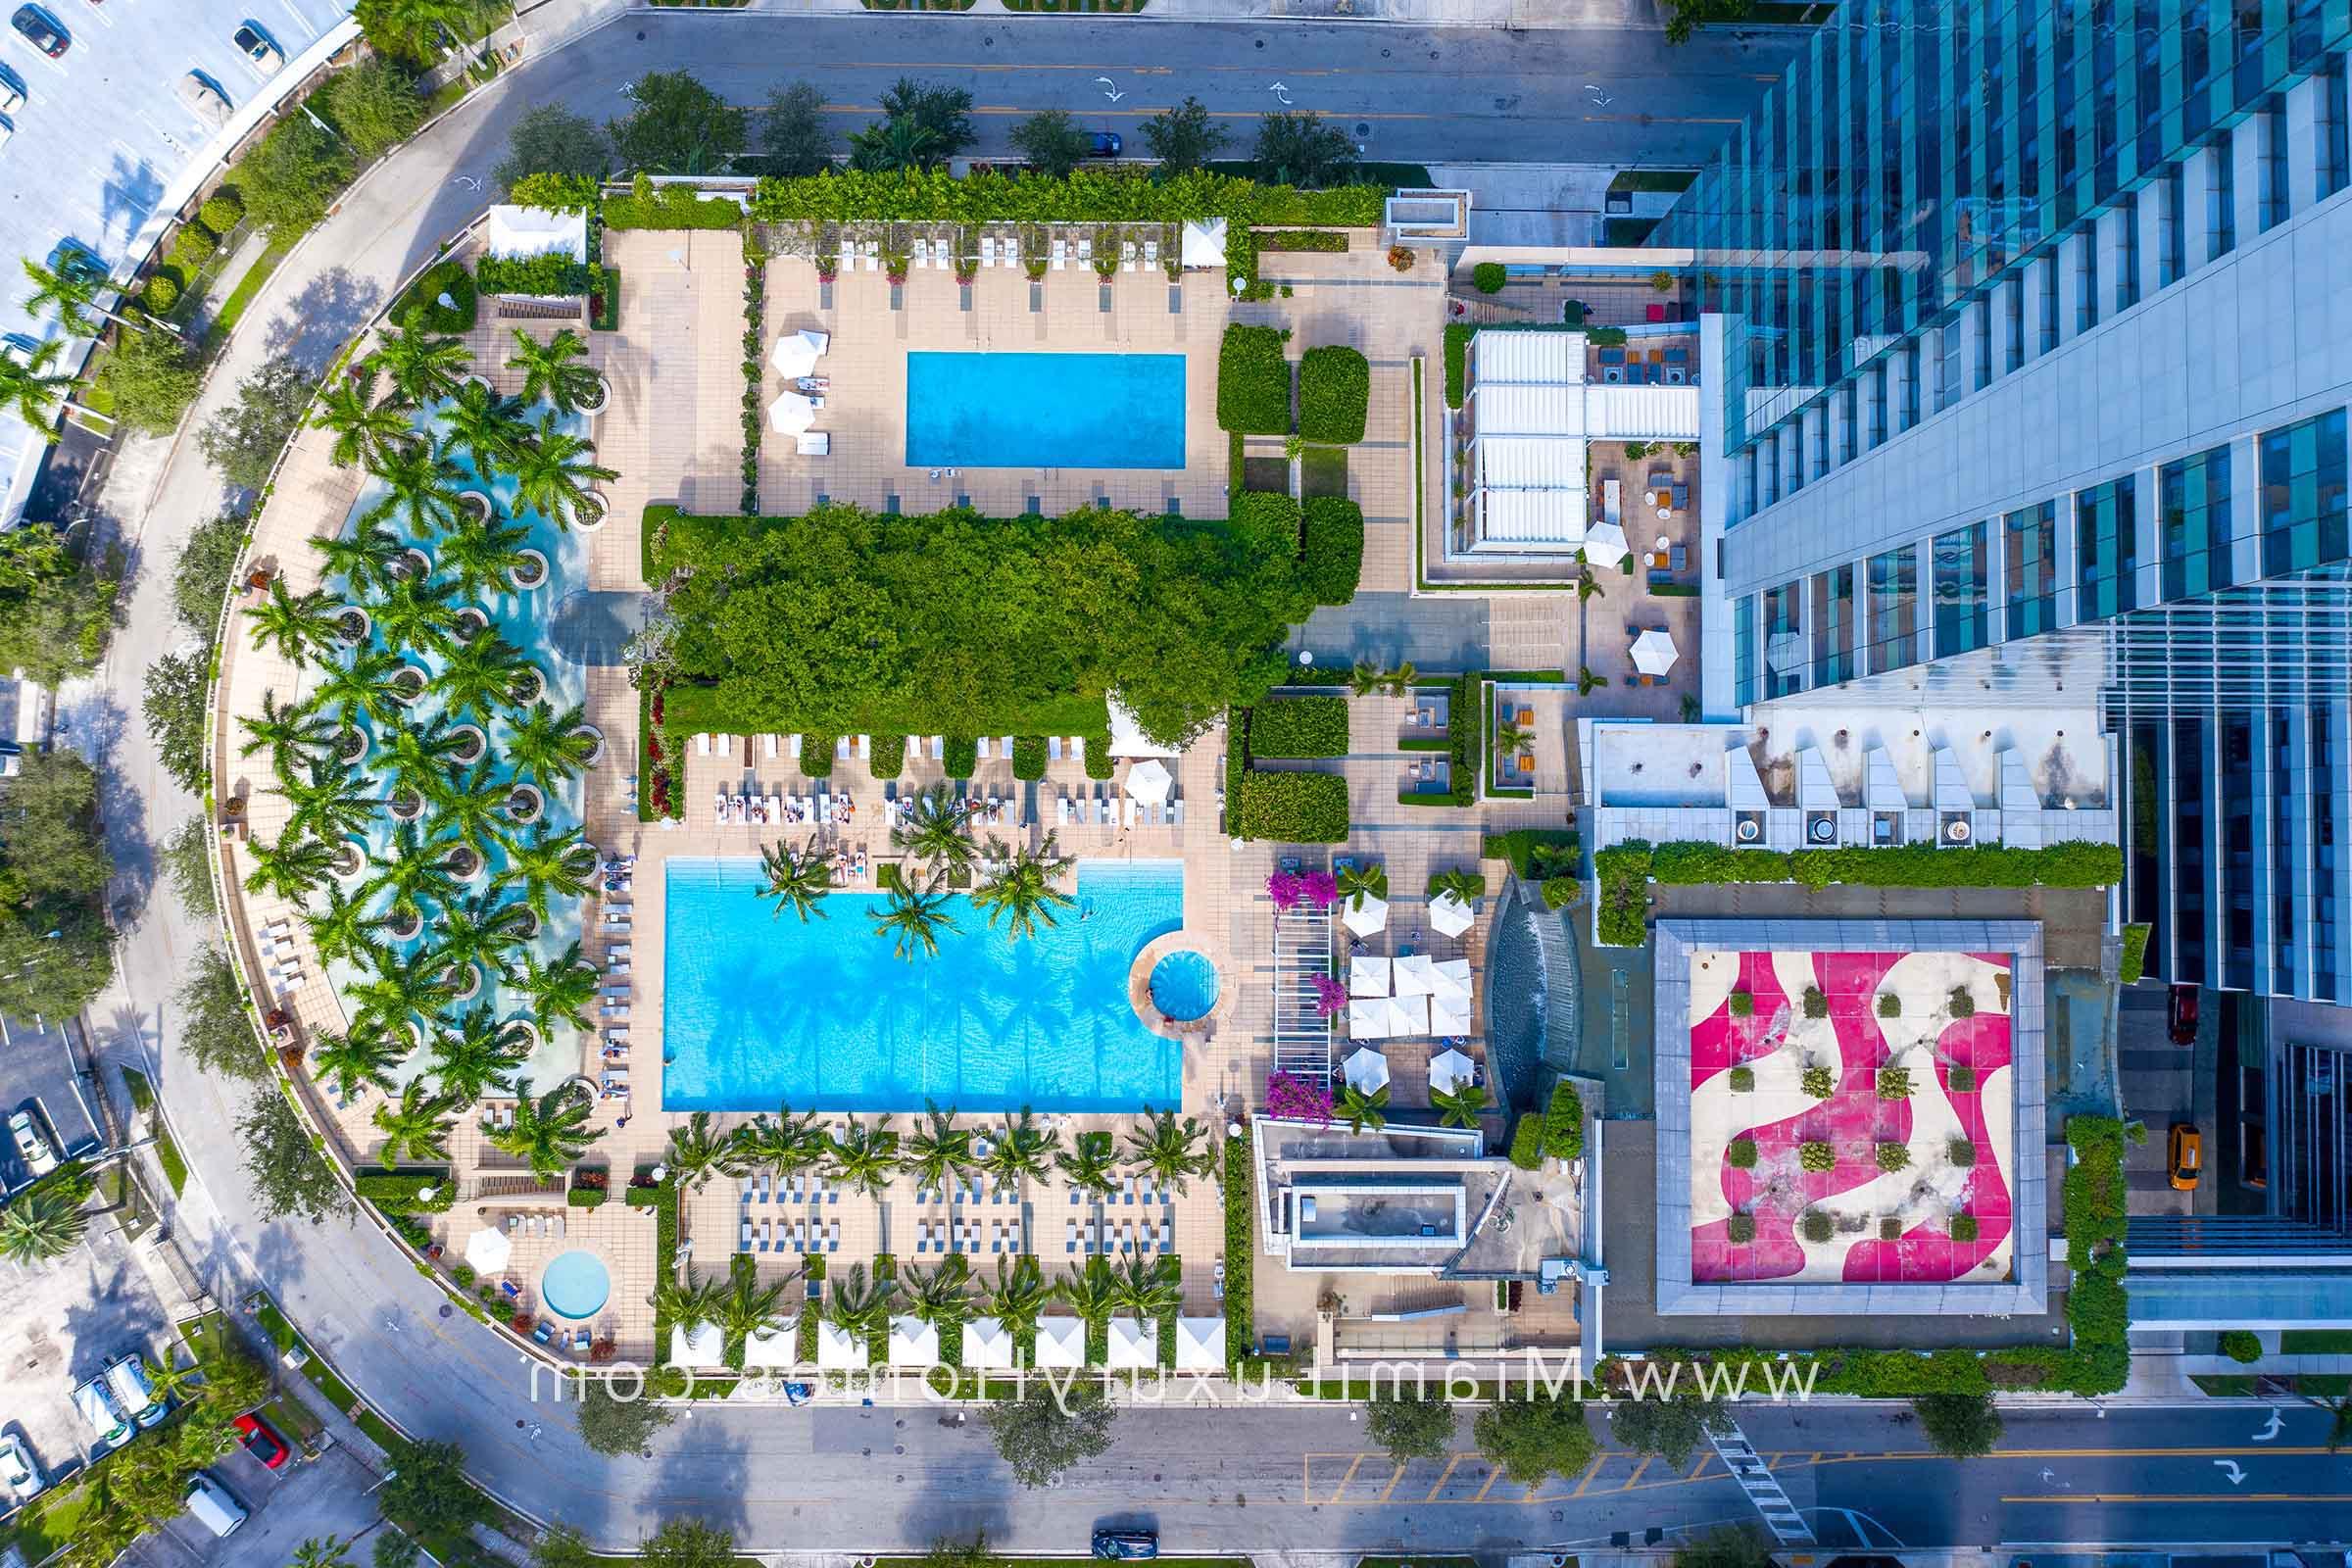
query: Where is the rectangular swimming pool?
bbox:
[905,352,1186,470]
[661,858,1186,1112]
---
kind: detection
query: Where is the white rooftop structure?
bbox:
[742,1323,798,1368]
[1181,219,1228,270]
[483,205,588,264]
[1461,330,1699,554]
[815,1322,864,1370]
[1034,1316,1086,1368]
[1104,1317,1153,1370]
[963,1317,1014,1369]
[887,1315,939,1367]
[669,1323,726,1370]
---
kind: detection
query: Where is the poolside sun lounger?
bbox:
[862,240,879,270]
[1066,1219,1078,1252]
[1124,798,1139,828]
[506,1214,520,1235]
[1145,239,1158,268]
[838,241,855,272]
[763,733,778,759]
[1058,796,1073,826]
[534,1320,554,1345]
[828,1220,841,1251]
[1052,238,1067,270]
[1076,236,1092,266]
[981,236,997,268]
[696,733,710,757]
[1122,241,1138,270]
[1004,232,1020,268]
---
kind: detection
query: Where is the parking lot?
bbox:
[0,1013,105,1196]
[118,1435,388,1568]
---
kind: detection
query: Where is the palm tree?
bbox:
[424,760,512,860]
[1348,660,1383,698]
[312,367,416,470]
[306,880,388,967]
[1335,862,1390,905]
[2319,1392,2352,1453]
[1576,567,1604,603]
[428,1004,529,1103]
[901,1256,972,1329]
[432,632,532,726]
[980,1107,1058,1189]
[514,943,600,1033]
[1107,1253,1181,1320]
[488,1079,602,1179]
[511,412,616,528]
[243,579,343,667]
[350,944,461,1040]
[365,439,466,540]
[439,379,529,476]
[848,115,939,172]
[495,825,597,921]
[243,830,338,902]
[825,1113,902,1199]
[370,572,463,660]
[280,757,380,843]
[891,781,974,876]
[716,1266,795,1359]
[756,842,832,923]
[289,1538,357,1568]
[433,888,535,988]
[1123,1109,1214,1196]
[507,327,603,415]
[971,834,1075,942]
[366,821,465,927]
[652,1267,729,1335]
[1429,867,1483,906]
[312,1023,407,1102]
[315,520,412,598]
[0,1184,89,1264]
[1494,716,1531,761]
[372,320,470,406]
[439,512,536,602]
[1054,1130,1119,1202]
[983,1253,1051,1338]
[139,1355,211,1407]
[370,1078,457,1166]
[825,1263,896,1342]
[906,1103,974,1196]
[375,713,472,803]
[505,702,600,790]
[22,255,150,337]
[873,872,957,961]
[1380,660,1419,697]
[237,689,338,771]
[664,1110,745,1192]
[0,337,76,436]
[1430,1084,1490,1130]
[1054,1260,1119,1331]
[315,649,411,730]
[735,1103,826,1181]
[1338,1083,1391,1134]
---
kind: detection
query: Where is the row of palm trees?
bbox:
[758,783,1084,961]
[662,1103,1218,1201]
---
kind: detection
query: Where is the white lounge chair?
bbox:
[1122,241,1139,270]
[981,236,998,268]
[1076,237,1093,266]
[1145,238,1159,268]
[1058,796,1073,826]
[1052,238,1067,270]
[1171,798,1187,826]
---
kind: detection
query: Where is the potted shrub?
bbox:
[1801,985,1828,1019]
[1878,1217,1902,1242]
[1948,1063,1978,1093]
[1800,1064,1834,1100]
[1876,1067,1912,1100]
[1726,1213,1755,1244]
[1387,245,1415,271]
[1727,1065,1754,1093]
[1472,261,1506,294]
[1799,1210,1834,1244]
[1875,1142,1911,1172]
[1946,1138,1977,1167]
[1799,1141,1835,1172]
[1726,1138,1757,1169]
[1949,1214,1980,1244]
[1728,989,1753,1018]
[1949,986,1976,1017]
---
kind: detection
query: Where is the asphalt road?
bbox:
[51,5,2350,1559]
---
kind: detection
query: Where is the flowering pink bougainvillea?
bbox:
[1267,870,1304,911]
[1311,973,1348,1016]
[1266,1071,1335,1127]
[1299,869,1339,908]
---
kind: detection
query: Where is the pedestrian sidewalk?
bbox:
[714,0,1664,27]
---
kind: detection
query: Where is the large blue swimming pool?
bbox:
[905,352,1186,470]
[662,858,1185,1112]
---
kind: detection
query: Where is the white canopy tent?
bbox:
[742,1323,799,1369]
[1034,1316,1086,1368]
[768,328,830,378]
[1429,890,1477,937]
[1387,993,1432,1037]
[768,391,817,436]
[963,1317,1014,1369]
[1393,954,1441,997]
[1429,1047,1477,1095]
[1124,759,1174,805]
[1631,627,1681,677]
[1429,989,1474,1037]
[1341,893,1389,937]
[670,1323,726,1369]
[1348,955,1393,997]
[815,1321,864,1370]
[1434,957,1474,998]
[1347,997,1392,1040]
[463,1227,511,1275]
[1180,218,1228,270]
[888,1315,940,1368]
[1583,519,1630,564]
[483,204,587,264]
[1175,1318,1224,1372]
[1343,1046,1391,1093]
[1104,1317,1154,1371]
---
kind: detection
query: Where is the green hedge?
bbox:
[2120,922,2151,985]
[356,1170,455,1213]
[1248,695,1349,760]
[1483,828,1579,879]
[1472,262,1506,294]
[871,733,906,779]
[566,1187,608,1209]
[1223,1132,1253,1365]
[603,185,747,231]
[1236,769,1348,843]
[1011,735,1048,780]
[475,254,605,297]
[1298,345,1369,444]
[1084,729,1114,780]
[1445,672,1478,806]
[1254,229,1348,252]
[1593,839,1652,947]
[748,167,1388,227]
[1613,838,2122,894]
[1506,1114,1543,1169]
[1218,323,1293,435]
[1443,323,1472,410]
[1542,1082,1584,1160]
[1299,497,1364,607]
[944,734,978,777]
[394,260,475,332]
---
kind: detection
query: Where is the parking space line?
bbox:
[1420,1453,1462,1503]
[1688,1453,1714,1480]
[1621,1457,1651,1491]
[1334,1452,1366,1498]
[1471,1463,1503,1503]
[1569,1454,1607,1497]
[1374,1462,1407,1503]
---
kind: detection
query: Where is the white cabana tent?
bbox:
[1342,893,1389,936]
[963,1317,1014,1369]
[1429,1047,1477,1095]
[1104,1317,1153,1371]
[1343,1046,1391,1093]
[768,391,817,435]
[743,1323,798,1369]
[1348,955,1392,997]
[1123,759,1174,804]
[1429,890,1477,937]
[1429,990,1474,1037]
[1181,218,1228,270]
[1175,1317,1223,1372]
[670,1323,726,1369]
[483,204,587,264]
[768,328,830,378]
[1393,954,1441,997]
[888,1315,940,1367]
[1104,691,1181,759]
[1583,519,1630,565]
[1631,627,1681,677]
[1034,1316,1086,1368]
[463,1227,511,1275]
[1387,993,1432,1037]
[815,1321,864,1370]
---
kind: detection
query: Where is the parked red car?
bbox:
[232,1413,288,1470]
[2168,983,2200,1046]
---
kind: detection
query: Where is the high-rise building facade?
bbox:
[1652,1,2352,1268]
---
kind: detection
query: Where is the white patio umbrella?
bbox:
[1347,998,1393,1040]
[1429,1047,1477,1095]
[1124,759,1174,804]
[743,1322,798,1368]
[1631,627,1681,677]
[1348,954,1393,997]
[671,1323,726,1369]
[1342,892,1390,936]
[1393,954,1441,996]
[1175,1317,1224,1371]
[1583,520,1630,564]
[888,1315,940,1368]
[463,1226,512,1275]
[1433,957,1474,999]
[1428,890,1477,938]
[963,1317,1014,1369]
[1428,990,1474,1037]
[767,390,816,435]
[815,1321,864,1370]
[1386,993,1432,1037]
[1343,1046,1391,1093]
[768,327,829,377]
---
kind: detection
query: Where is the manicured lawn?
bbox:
[1242,455,1290,494]
[2281,1329,2352,1354]
[1301,444,1348,501]
[0,1482,92,1562]
[206,234,296,349]
[2192,1374,2257,1396]
[154,1125,189,1196]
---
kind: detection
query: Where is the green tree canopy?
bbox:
[1141,96,1226,175]
[497,104,612,190]
[320,57,425,160]
[1010,111,1092,180]
[376,1439,479,1535]
[981,1380,1115,1489]
[639,1519,738,1568]
[611,71,748,176]
[94,324,201,436]
[760,82,833,177]
[233,116,356,235]
[1912,1392,2003,1457]
[142,652,210,795]
[1364,1387,1456,1464]
[0,525,119,687]
[236,1088,353,1225]
[179,946,268,1083]
[1608,1394,1728,1468]
[1251,111,1358,188]
[573,1378,676,1457]
[1472,1395,1595,1486]
[198,356,318,491]
[172,510,247,634]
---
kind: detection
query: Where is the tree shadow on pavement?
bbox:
[646,1430,753,1545]
[263,266,387,371]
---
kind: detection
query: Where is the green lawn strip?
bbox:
[154,1125,190,1195]
[206,233,296,351]
[2192,1374,2258,1396]
[0,1481,92,1562]
[122,1065,156,1111]
[661,680,1109,742]
[2280,1329,2352,1354]
[260,1393,323,1444]
[1301,444,1348,500]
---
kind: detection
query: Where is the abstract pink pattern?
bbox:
[1689,949,2015,1285]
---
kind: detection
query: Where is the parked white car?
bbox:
[232,24,281,74]
[0,1434,43,1505]
[71,1379,130,1451]
[175,72,232,132]
[8,1110,55,1178]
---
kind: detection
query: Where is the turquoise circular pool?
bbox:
[1149,950,1220,1021]
[539,1250,611,1320]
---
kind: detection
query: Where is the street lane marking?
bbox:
[1375,1462,1407,1503]
[1623,1457,1651,1491]
[1472,1465,1504,1502]
[1687,1453,1714,1479]
[1421,1453,1462,1502]
[1569,1455,1607,1497]
[2006,1494,2352,1504]
[1335,1452,1366,1497]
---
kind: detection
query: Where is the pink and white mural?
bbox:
[1685,948,2015,1286]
